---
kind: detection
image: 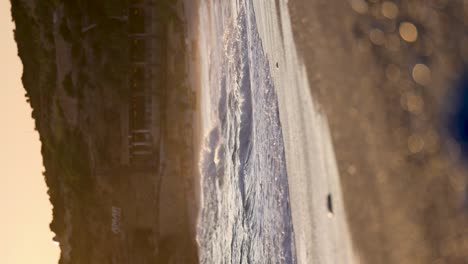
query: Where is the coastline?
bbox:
[155,0,201,261]
[183,0,203,245]
[251,0,358,263]
[188,0,212,245]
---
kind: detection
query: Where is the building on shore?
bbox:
[121,0,164,169]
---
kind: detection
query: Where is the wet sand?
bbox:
[250,1,358,263]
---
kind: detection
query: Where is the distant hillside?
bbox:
[10,0,198,262]
[11,0,129,262]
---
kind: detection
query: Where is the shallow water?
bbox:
[196,0,297,263]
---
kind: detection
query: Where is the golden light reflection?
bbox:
[406,93,424,114]
[412,64,431,86]
[399,22,418,42]
[401,92,424,114]
[382,1,399,19]
[350,0,368,14]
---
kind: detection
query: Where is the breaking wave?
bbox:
[196,1,296,263]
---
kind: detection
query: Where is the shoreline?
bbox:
[155,0,201,261]
[251,0,357,263]
[183,0,203,246]
[186,0,213,247]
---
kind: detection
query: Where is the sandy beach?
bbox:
[251,1,357,263]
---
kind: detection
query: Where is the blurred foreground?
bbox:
[289,0,468,263]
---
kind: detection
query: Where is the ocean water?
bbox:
[196,0,297,263]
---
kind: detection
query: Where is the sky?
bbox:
[0,1,60,263]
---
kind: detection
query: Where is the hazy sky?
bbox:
[0,1,60,263]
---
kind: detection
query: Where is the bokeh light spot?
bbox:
[412,64,431,86]
[406,94,424,114]
[399,22,418,42]
[350,0,368,14]
[382,1,399,19]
